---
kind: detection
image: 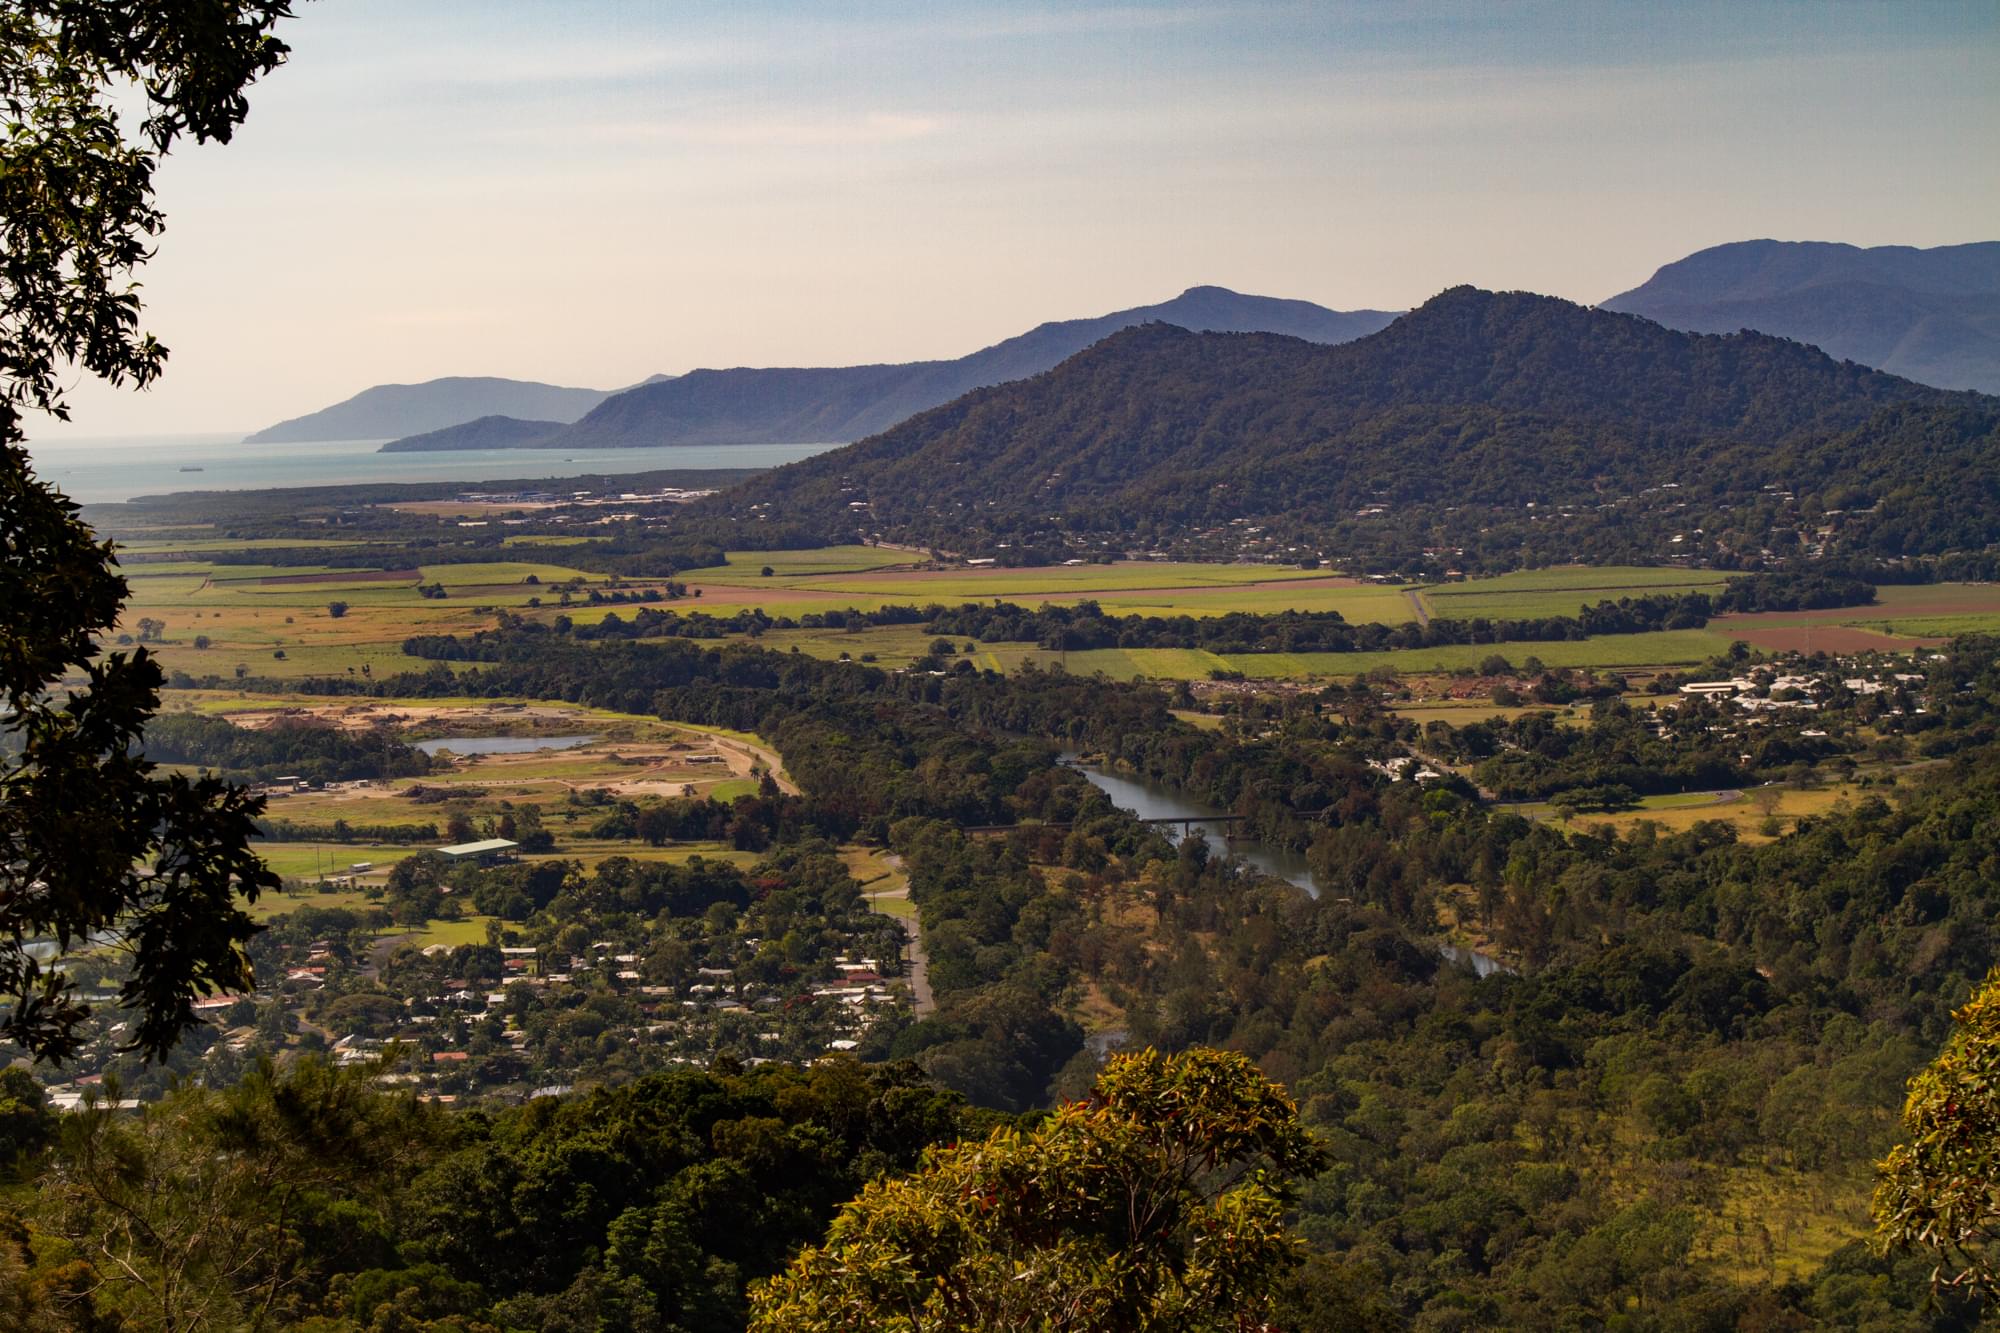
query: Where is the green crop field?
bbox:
[679,545,927,578]
[1850,614,2000,638]
[1435,566,1732,594]
[1092,583,1418,620]
[419,560,608,586]
[765,562,1342,599]
[1422,566,1733,621]
[1018,628,1735,680]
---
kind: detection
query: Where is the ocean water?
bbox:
[21,433,841,504]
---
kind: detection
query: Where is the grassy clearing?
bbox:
[406,917,498,948]
[254,844,424,880]
[1524,784,1864,841]
[1422,567,1732,622]
[419,561,607,586]
[749,626,1733,680]
[1204,630,1733,678]
[771,563,1342,599]
[1844,613,2000,638]
[843,846,915,922]
[680,546,927,578]
[247,885,379,920]
[1169,709,1226,730]
[1436,566,1733,594]
[1694,1163,1875,1284]
[1091,584,1418,620]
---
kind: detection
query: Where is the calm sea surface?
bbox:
[22,434,841,504]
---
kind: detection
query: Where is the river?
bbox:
[1066,754,1516,976]
[1064,755,1318,895]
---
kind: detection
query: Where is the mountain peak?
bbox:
[710,284,1987,565]
[1603,238,2000,393]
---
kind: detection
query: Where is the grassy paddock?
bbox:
[679,546,927,578]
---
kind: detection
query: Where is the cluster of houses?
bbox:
[280,932,912,1102]
[1675,657,1937,719]
[1368,756,1445,783]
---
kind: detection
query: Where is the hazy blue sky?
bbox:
[35,0,2000,437]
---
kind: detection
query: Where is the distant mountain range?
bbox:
[1603,240,2000,395]
[251,244,1999,456]
[242,375,672,444]
[375,287,1399,452]
[703,287,2000,566]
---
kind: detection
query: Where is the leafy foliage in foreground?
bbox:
[0,1,294,1059]
[1875,969,2000,1300]
[751,1047,1323,1332]
[3,1057,983,1331]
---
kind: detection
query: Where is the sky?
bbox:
[33,0,2000,438]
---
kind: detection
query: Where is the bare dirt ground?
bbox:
[222,700,800,798]
[222,702,588,732]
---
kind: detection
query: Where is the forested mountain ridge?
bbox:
[381,286,1398,452]
[703,286,2000,568]
[245,376,629,443]
[378,413,569,451]
[1604,239,2000,395]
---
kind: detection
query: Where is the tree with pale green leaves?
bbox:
[749,1046,1326,1332]
[1875,968,2000,1302]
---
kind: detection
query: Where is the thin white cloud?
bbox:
[548,110,946,149]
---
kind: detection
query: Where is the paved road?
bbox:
[1406,588,1432,625]
[882,853,934,1016]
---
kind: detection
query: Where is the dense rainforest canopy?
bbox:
[702,287,2000,571]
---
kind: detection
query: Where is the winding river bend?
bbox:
[1065,755,1515,978]
[1064,755,1318,896]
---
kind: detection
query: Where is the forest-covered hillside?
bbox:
[1605,240,2000,394]
[385,287,1397,452]
[704,287,2000,569]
